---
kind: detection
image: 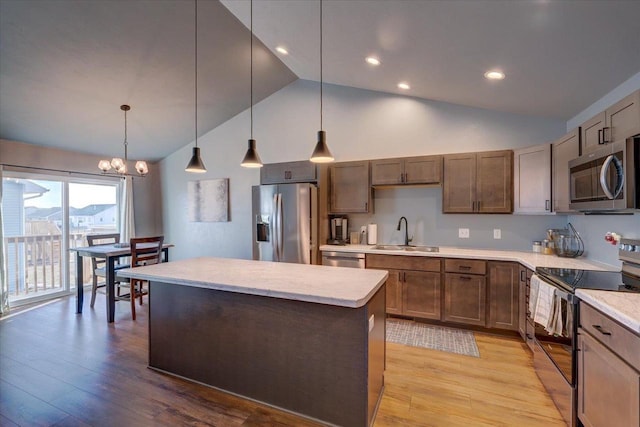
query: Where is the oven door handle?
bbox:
[599,154,625,200]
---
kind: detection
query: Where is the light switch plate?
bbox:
[459,228,470,238]
[494,229,501,239]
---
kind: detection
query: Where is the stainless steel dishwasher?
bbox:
[321,251,365,268]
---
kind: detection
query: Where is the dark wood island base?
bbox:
[148,280,386,427]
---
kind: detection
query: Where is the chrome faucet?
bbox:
[396,216,412,246]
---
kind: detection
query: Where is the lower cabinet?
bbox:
[488,262,519,331]
[367,254,441,319]
[443,273,486,326]
[577,303,640,427]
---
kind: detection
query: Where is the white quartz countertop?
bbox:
[320,244,617,272]
[117,257,388,308]
[576,290,640,334]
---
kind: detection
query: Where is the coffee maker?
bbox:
[327,217,348,245]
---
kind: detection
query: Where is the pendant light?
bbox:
[98,105,148,176]
[185,0,207,173]
[241,0,263,168]
[310,0,334,163]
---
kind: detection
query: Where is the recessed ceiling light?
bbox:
[397,82,410,90]
[484,70,505,80]
[365,56,381,66]
[276,46,289,55]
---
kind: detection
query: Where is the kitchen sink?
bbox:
[373,244,439,252]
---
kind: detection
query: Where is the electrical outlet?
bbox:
[493,229,501,239]
[458,228,470,239]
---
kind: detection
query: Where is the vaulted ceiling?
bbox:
[1,0,639,161]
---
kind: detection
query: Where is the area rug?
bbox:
[386,318,480,357]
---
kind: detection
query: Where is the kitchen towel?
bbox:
[367,224,377,245]
[531,274,555,330]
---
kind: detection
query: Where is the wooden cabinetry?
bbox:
[518,266,527,340]
[371,155,442,186]
[552,129,580,213]
[487,262,519,331]
[260,161,317,184]
[513,144,552,214]
[581,90,640,154]
[366,254,441,319]
[328,161,372,214]
[443,150,513,213]
[443,259,487,326]
[578,303,640,427]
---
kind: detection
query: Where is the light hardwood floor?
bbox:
[0,295,565,426]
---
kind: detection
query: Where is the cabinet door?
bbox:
[329,161,371,213]
[578,330,640,427]
[442,153,476,213]
[404,155,442,185]
[260,161,317,184]
[581,112,606,155]
[477,150,513,213]
[513,144,551,214]
[607,90,640,144]
[371,158,403,185]
[518,266,527,340]
[488,262,519,331]
[552,129,580,213]
[385,269,403,315]
[443,273,486,326]
[402,271,441,320]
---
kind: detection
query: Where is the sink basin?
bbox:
[373,244,439,253]
[373,244,405,251]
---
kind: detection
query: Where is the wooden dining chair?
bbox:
[86,233,123,308]
[115,236,164,320]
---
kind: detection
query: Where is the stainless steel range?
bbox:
[533,238,640,427]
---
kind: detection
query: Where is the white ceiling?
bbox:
[1,0,639,162]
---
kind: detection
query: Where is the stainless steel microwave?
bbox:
[568,136,639,211]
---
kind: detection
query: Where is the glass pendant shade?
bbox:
[310,130,334,163]
[135,161,149,175]
[111,157,125,172]
[185,146,206,173]
[98,159,112,172]
[241,139,263,168]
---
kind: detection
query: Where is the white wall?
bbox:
[161,80,569,261]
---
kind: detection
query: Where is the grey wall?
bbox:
[0,138,162,236]
[160,79,568,262]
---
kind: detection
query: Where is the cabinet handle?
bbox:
[545,200,550,211]
[602,126,610,144]
[472,201,476,211]
[364,202,368,211]
[400,173,404,183]
[598,129,603,145]
[459,276,472,281]
[593,325,612,336]
[520,270,525,281]
[477,200,481,211]
[404,173,408,182]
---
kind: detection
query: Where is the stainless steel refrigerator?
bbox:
[252,183,318,264]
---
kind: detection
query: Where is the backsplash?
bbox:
[345,186,567,251]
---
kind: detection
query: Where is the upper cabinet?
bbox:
[260,161,317,184]
[329,161,372,214]
[443,150,513,213]
[513,144,552,214]
[581,90,640,155]
[552,129,580,213]
[371,155,442,186]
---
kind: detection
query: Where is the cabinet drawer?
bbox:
[366,254,441,272]
[444,259,486,275]
[580,303,640,369]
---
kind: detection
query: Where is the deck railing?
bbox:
[4,233,90,299]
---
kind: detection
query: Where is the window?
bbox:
[1,172,121,306]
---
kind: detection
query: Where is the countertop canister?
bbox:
[367,224,377,245]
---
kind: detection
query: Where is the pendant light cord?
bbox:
[250,0,253,139]
[194,0,198,148]
[320,0,323,131]
[123,107,128,161]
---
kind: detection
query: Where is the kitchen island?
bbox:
[117,257,388,427]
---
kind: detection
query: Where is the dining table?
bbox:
[71,242,172,323]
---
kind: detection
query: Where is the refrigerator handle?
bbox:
[276,193,284,260]
[272,193,280,261]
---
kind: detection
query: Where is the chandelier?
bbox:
[98,104,148,176]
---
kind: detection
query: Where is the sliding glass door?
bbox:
[1,172,120,306]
